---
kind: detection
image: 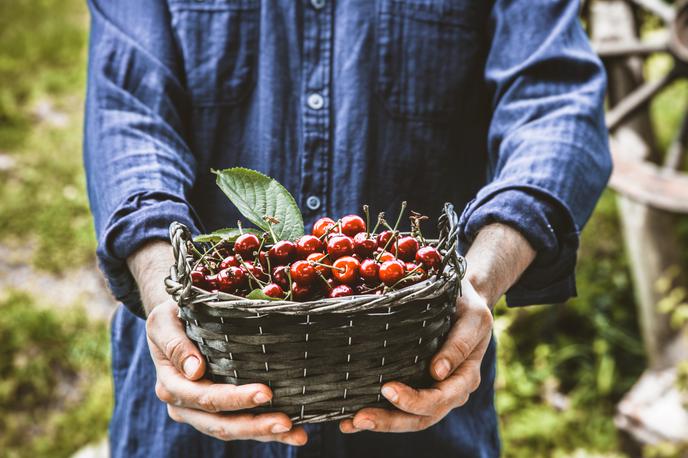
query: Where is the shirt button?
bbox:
[306,196,321,211]
[307,93,324,110]
[311,0,325,9]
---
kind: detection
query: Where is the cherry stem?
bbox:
[285,268,294,300]
[389,264,425,290]
[235,254,267,288]
[309,260,344,272]
[370,212,385,235]
[317,272,332,290]
[237,220,244,235]
[363,205,371,236]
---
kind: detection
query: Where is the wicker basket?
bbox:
[165,203,466,424]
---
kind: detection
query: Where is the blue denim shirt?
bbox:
[84,0,611,456]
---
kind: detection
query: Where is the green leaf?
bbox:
[213,168,305,241]
[246,289,282,301]
[193,227,262,243]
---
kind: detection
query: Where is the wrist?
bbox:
[126,240,175,316]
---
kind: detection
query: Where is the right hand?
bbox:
[146,300,308,445]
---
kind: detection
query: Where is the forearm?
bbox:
[464,223,536,308]
[127,240,175,316]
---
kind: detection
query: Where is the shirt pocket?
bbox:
[169,0,259,107]
[376,0,481,121]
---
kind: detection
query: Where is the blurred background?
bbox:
[0,0,687,457]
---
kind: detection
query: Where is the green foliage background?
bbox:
[0,1,685,457]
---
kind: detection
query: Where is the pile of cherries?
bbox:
[189,213,443,301]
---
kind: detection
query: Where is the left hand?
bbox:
[339,278,493,433]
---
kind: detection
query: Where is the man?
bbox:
[84,0,611,456]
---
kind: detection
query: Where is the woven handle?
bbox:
[167,203,465,308]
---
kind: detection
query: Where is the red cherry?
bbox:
[296,235,324,259]
[190,270,207,289]
[307,252,331,277]
[290,260,317,286]
[405,262,428,282]
[327,235,354,259]
[379,260,405,286]
[340,215,366,237]
[353,232,377,257]
[291,282,312,301]
[205,273,220,291]
[376,230,397,250]
[332,256,360,285]
[268,240,296,265]
[234,233,260,260]
[359,259,380,285]
[271,265,291,290]
[329,284,353,298]
[258,250,269,269]
[242,261,268,285]
[415,246,442,270]
[377,250,395,262]
[262,283,284,299]
[217,267,247,292]
[220,256,240,270]
[394,236,419,262]
[312,217,337,238]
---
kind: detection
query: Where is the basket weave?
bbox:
[165,203,466,424]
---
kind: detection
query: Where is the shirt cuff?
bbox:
[458,186,579,307]
[96,191,202,318]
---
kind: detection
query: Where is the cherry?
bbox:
[415,246,442,270]
[290,260,317,286]
[268,240,296,265]
[329,284,353,298]
[394,236,419,262]
[353,232,377,257]
[205,273,220,291]
[262,283,285,299]
[377,250,395,262]
[234,233,260,260]
[312,217,337,238]
[376,230,397,250]
[332,256,360,285]
[307,252,331,277]
[271,265,291,290]
[405,262,427,280]
[220,255,240,270]
[296,235,324,259]
[359,259,380,285]
[242,261,268,285]
[379,260,405,286]
[190,270,207,289]
[258,250,269,269]
[217,266,247,292]
[327,235,355,259]
[291,282,312,301]
[340,215,366,237]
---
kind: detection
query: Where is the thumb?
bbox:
[146,300,206,380]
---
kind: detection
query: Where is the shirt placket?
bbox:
[300,0,332,221]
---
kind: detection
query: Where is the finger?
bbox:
[339,419,362,434]
[155,364,273,412]
[381,360,482,416]
[430,291,493,381]
[167,405,306,444]
[146,300,206,380]
[351,407,434,433]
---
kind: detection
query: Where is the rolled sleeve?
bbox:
[464,0,612,306]
[85,0,199,317]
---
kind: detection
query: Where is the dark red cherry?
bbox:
[291,282,312,301]
[272,265,291,290]
[190,270,207,289]
[205,273,220,291]
[327,235,354,259]
[376,230,397,250]
[359,259,380,285]
[242,261,268,284]
[234,233,260,260]
[312,217,337,238]
[394,236,419,262]
[268,240,296,265]
[415,246,442,270]
[328,284,353,298]
[379,260,405,286]
[220,255,240,270]
[332,256,360,285]
[262,283,284,299]
[307,252,331,277]
[376,250,395,262]
[353,232,377,257]
[258,250,269,269]
[290,260,317,286]
[296,235,324,259]
[340,215,366,237]
[217,267,247,292]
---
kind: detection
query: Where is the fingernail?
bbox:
[355,419,376,430]
[434,359,451,380]
[271,423,290,434]
[253,392,270,404]
[182,356,200,377]
[381,386,398,402]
